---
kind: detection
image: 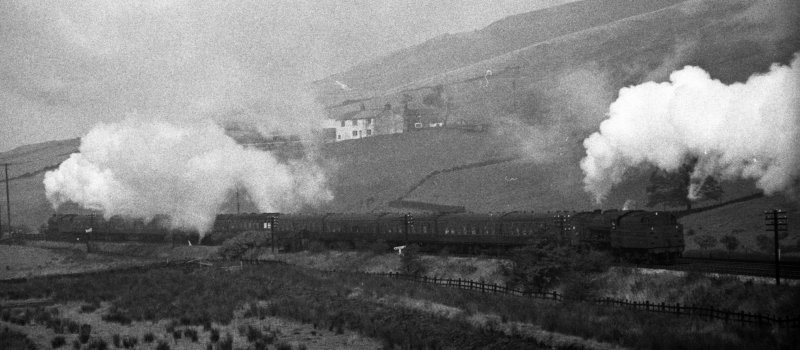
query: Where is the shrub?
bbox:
[156,340,171,350]
[720,235,740,251]
[693,235,717,250]
[172,329,182,340]
[51,335,67,348]
[219,333,233,350]
[184,328,199,342]
[112,334,121,347]
[143,332,155,343]
[368,240,390,255]
[79,323,92,344]
[1,309,9,322]
[756,234,774,252]
[122,336,138,348]
[72,339,81,350]
[572,249,612,274]
[86,338,108,350]
[506,242,573,291]
[275,341,292,350]
[308,241,326,253]
[210,328,220,343]
[103,310,132,325]
[66,320,80,334]
[246,325,263,342]
[219,231,267,259]
[400,244,426,276]
[80,302,100,313]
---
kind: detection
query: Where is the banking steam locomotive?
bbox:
[46,209,684,262]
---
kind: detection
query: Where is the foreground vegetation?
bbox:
[2,258,798,350]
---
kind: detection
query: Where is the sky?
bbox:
[0,0,576,153]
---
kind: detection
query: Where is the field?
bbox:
[2,242,800,350]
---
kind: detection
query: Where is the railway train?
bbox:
[46,209,684,262]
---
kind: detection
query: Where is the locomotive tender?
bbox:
[47,209,684,261]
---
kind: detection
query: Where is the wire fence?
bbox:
[241,259,800,328]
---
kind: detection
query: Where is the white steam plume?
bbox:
[581,53,800,202]
[43,118,333,234]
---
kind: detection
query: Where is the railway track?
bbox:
[644,257,800,280]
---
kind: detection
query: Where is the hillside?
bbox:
[320,0,799,132]
[315,0,686,103]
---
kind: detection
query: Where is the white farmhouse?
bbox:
[323,109,377,142]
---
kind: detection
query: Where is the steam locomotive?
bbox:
[45,209,684,262]
[45,214,201,244]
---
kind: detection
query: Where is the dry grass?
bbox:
[250,250,509,284]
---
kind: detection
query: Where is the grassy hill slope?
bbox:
[0,139,81,232]
[315,0,686,102]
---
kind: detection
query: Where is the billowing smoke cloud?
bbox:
[581,53,800,202]
[43,118,333,234]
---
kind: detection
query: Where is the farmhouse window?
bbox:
[340,120,345,127]
[352,130,358,137]
[366,129,372,136]
[352,120,357,126]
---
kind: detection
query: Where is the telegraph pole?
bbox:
[764,209,787,286]
[403,213,414,246]
[236,188,240,214]
[554,212,570,246]
[270,216,277,253]
[4,163,10,235]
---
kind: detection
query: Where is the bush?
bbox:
[51,335,67,348]
[219,333,233,350]
[86,338,108,350]
[505,242,573,291]
[184,328,199,342]
[219,231,268,259]
[693,235,717,250]
[720,235,740,251]
[756,234,774,252]
[156,340,171,350]
[245,325,263,342]
[103,308,132,325]
[210,328,220,343]
[400,244,426,276]
[276,341,292,350]
[122,336,138,348]
[143,332,155,343]
[112,334,121,347]
[571,249,612,274]
[368,240,390,255]
[80,302,100,313]
[79,323,92,344]
[308,241,326,253]
[66,320,80,334]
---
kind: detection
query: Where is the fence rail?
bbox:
[240,259,800,328]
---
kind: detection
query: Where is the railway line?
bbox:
[643,257,800,280]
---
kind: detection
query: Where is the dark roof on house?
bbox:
[403,107,440,117]
[333,108,400,121]
[333,109,379,121]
